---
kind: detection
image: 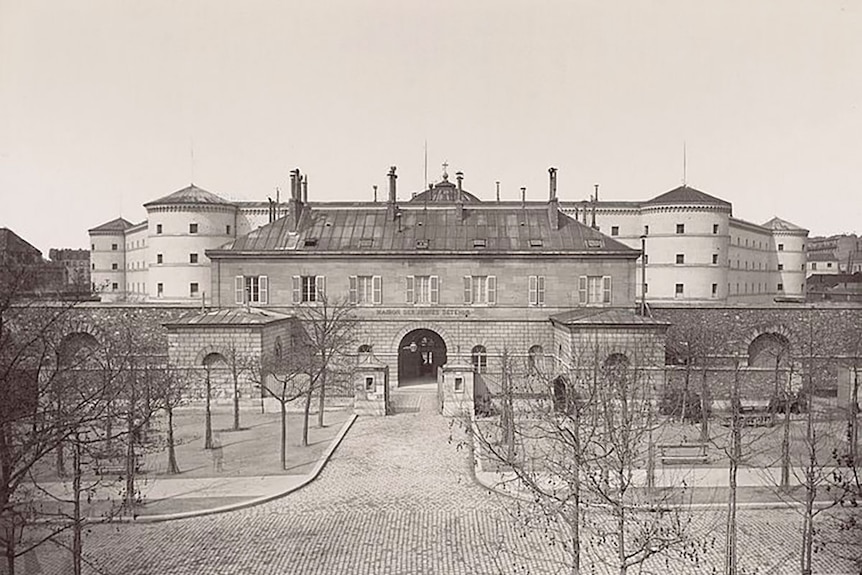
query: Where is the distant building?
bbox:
[806,233,862,275]
[0,228,65,294]
[48,248,90,290]
[806,272,862,303]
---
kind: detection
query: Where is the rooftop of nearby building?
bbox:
[0,228,42,258]
[645,185,732,208]
[214,203,638,256]
[762,216,808,233]
[807,251,838,262]
[88,217,136,234]
[408,176,482,204]
[550,307,670,327]
[164,307,293,327]
[144,184,235,208]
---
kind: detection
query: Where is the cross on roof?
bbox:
[442,161,449,181]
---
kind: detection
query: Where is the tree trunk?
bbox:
[55,440,66,478]
[317,369,327,428]
[617,478,627,575]
[233,372,241,431]
[700,365,710,443]
[801,371,817,575]
[725,360,741,575]
[849,367,859,466]
[204,370,213,450]
[72,433,82,575]
[124,413,136,510]
[166,406,180,474]
[280,402,287,470]
[302,388,312,447]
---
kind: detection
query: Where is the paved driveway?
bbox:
[18,389,860,575]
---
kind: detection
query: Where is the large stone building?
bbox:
[89,170,807,307]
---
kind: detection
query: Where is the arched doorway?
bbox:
[398,329,447,386]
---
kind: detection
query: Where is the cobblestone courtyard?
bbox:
[21,389,860,575]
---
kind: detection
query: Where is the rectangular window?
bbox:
[112,282,118,291]
[406,275,439,305]
[675,283,684,297]
[349,275,383,305]
[111,243,118,251]
[226,225,231,235]
[157,283,163,297]
[777,283,784,292]
[190,253,198,264]
[778,263,784,271]
[676,223,685,234]
[712,253,719,265]
[454,376,464,393]
[611,226,619,236]
[157,253,163,264]
[365,377,374,392]
[111,263,118,270]
[236,275,269,304]
[464,275,497,305]
[676,254,685,264]
[826,262,833,268]
[778,243,784,251]
[190,282,199,296]
[644,225,649,235]
[811,262,817,270]
[91,244,95,251]
[292,275,324,303]
[189,223,198,234]
[578,275,612,304]
[713,224,719,234]
[156,224,162,234]
[529,275,546,306]
[711,283,718,297]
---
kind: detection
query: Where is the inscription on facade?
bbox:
[375,308,470,317]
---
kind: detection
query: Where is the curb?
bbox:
[106,413,359,524]
[472,470,842,512]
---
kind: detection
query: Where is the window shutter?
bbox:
[372,276,382,305]
[529,275,538,305]
[463,276,472,304]
[406,276,415,304]
[292,276,301,304]
[235,276,244,305]
[259,276,268,304]
[602,276,612,303]
[537,276,545,305]
[430,276,439,304]
[578,276,587,304]
[487,276,497,305]
[348,276,358,304]
[316,275,326,300]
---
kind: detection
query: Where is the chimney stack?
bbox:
[288,168,304,231]
[495,181,500,202]
[373,185,378,203]
[548,167,560,230]
[456,171,465,219]
[521,187,527,210]
[387,166,398,220]
[301,175,308,204]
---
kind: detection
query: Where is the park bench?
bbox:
[657,442,709,465]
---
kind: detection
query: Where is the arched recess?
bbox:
[57,332,103,371]
[528,345,544,375]
[747,332,791,368]
[398,329,447,385]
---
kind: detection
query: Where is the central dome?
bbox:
[409,177,481,204]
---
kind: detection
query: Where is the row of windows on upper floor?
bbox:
[93,224,235,253]
[641,253,803,271]
[607,223,720,237]
[232,274,613,307]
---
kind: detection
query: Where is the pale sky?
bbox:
[1,0,860,252]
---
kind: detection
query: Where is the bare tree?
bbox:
[151,365,190,475]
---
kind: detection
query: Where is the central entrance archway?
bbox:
[398,329,447,386]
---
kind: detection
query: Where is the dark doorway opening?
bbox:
[398,329,447,386]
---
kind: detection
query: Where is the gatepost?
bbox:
[353,352,390,416]
[440,362,474,418]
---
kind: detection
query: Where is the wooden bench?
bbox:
[658,442,709,465]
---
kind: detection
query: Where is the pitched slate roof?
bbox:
[214,204,639,256]
[164,308,292,328]
[88,217,136,234]
[645,185,731,208]
[807,251,838,262]
[144,185,234,207]
[762,216,807,232]
[550,308,670,328]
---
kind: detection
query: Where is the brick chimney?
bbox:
[387,166,398,219]
[456,171,465,220]
[548,167,560,230]
[288,168,304,231]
